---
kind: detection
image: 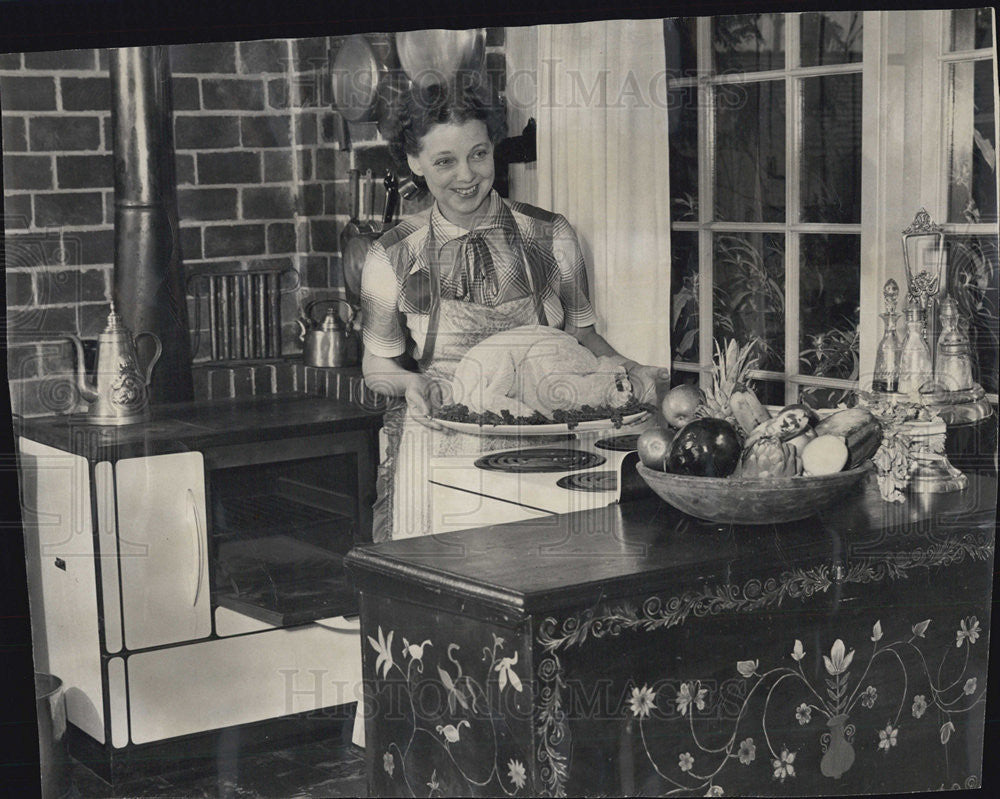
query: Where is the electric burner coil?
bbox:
[557,470,619,492]
[474,447,606,473]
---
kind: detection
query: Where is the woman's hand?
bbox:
[405,375,445,430]
[628,364,670,405]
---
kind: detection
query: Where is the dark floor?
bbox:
[69,740,367,798]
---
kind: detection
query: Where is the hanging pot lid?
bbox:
[395,29,486,86]
[331,35,385,123]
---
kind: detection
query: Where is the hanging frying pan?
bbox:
[340,170,400,307]
[395,29,486,86]
[331,35,385,123]
[340,169,372,306]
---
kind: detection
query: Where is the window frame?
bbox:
[669,11,876,406]
[934,9,998,402]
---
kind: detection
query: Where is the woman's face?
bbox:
[407,119,495,229]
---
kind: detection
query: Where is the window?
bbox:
[941,8,998,396]
[668,12,865,407]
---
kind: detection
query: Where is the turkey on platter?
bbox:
[448,325,634,417]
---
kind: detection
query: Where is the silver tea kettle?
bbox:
[67,303,162,425]
[297,299,357,368]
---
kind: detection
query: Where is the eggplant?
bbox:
[668,418,742,478]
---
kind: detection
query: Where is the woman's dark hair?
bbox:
[384,71,507,169]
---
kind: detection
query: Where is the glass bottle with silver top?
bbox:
[897,296,933,394]
[934,295,975,392]
[873,279,902,393]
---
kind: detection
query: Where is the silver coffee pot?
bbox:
[67,303,162,425]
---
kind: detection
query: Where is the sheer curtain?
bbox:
[536,18,672,367]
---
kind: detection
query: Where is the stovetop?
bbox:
[557,470,619,492]
[428,427,648,517]
[474,447,607,473]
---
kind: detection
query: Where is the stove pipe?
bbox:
[108,47,193,403]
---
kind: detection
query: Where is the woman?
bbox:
[361,74,667,541]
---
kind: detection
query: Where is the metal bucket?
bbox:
[35,673,71,799]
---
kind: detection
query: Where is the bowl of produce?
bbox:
[636,461,872,525]
[636,341,881,524]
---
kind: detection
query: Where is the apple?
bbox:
[637,427,676,472]
[661,384,705,428]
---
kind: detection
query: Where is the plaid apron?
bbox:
[372,219,554,542]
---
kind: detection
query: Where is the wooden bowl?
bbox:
[635,462,872,525]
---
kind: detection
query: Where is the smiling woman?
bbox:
[406,120,496,230]
[359,73,668,541]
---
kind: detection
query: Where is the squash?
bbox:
[814,409,882,468]
[801,434,849,475]
[744,406,815,448]
[786,427,817,456]
[730,388,771,437]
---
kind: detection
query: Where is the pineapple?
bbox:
[696,339,759,434]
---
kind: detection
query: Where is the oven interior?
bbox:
[206,448,360,626]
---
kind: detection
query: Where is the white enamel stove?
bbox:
[427,427,650,535]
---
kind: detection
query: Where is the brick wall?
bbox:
[3,30,508,416]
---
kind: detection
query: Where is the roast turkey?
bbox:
[448,325,633,417]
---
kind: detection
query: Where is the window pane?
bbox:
[712,14,784,73]
[753,379,786,407]
[801,74,863,223]
[714,80,786,222]
[665,17,698,78]
[946,60,997,224]
[669,85,699,221]
[669,370,701,390]
[945,235,999,394]
[712,232,785,372]
[800,12,863,67]
[950,8,993,51]
[670,231,699,363]
[798,385,854,409]
[799,234,860,382]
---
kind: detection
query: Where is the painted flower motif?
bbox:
[871,620,883,642]
[675,682,707,717]
[738,738,756,765]
[705,785,724,796]
[383,752,394,777]
[823,639,855,676]
[957,617,981,648]
[438,645,469,715]
[795,703,812,725]
[427,770,439,792]
[507,759,527,790]
[435,720,470,744]
[678,752,694,772]
[912,619,931,638]
[791,640,805,662]
[772,748,796,782]
[878,722,898,752]
[495,652,523,693]
[940,721,955,744]
[402,637,432,662]
[736,659,758,679]
[861,685,878,709]
[629,684,657,719]
[963,677,977,695]
[912,694,928,719]
[367,627,395,679]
